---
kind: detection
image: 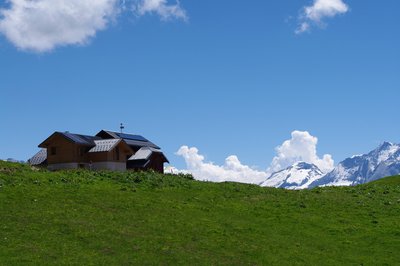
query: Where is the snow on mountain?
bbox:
[260,162,324,189]
[309,142,400,188]
[259,142,400,190]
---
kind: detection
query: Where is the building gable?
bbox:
[39,132,98,148]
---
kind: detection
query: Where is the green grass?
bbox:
[1,161,400,265]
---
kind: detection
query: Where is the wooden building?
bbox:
[28,130,169,173]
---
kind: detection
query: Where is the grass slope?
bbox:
[1,161,400,265]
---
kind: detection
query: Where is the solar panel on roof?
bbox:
[79,135,99,141]
[63,133,87,144]
[116,133,148,142]
[124,139,160,149]
[62,132,96,145]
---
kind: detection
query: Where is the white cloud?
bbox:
[176,146,268,184]
[164,165,190,175]
[296,0,349,34]
[135,0,187,20]
[268,131,334,173]
[0,0,187,52]
[175,131,334,184]
[0,0,120,52]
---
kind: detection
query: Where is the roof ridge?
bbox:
[102,129,138,135]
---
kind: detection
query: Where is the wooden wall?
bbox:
[46,134,88,164]
[147,153,165,173]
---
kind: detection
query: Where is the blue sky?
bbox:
[0,0,399,181]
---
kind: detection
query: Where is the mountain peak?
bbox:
[292,162,318,170]
[309,141,400,189]
[263,141,400,190]
[260,162,323,189]
[378,141,394,149]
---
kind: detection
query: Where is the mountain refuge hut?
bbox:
[28,130,169,173]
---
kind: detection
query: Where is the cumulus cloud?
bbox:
[268,131,334,173]
[296,0,349,34]
[175,131,334,184]
[0,0,187,52]
[176,146,268,184]
[164,165,190,175]
[0,0,120,52]
[135,0,187,20]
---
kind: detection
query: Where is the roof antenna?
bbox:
[120,123,125,133]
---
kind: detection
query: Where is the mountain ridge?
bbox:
[309,141,400,188]
[260,142,400,189]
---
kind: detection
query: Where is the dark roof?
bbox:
[96,130,160,149]
[62,132,100,146]
[115,132,148,142]
[96,130,119,139]
[124,139,159,149]
[28,149,47,165]
[39,132,100,148]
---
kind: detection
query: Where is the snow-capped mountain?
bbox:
[260,162,324,189]
[309,142,400,188]
[260,142,400,190]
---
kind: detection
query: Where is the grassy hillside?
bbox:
[1,161,399,265]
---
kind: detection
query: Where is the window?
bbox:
[51,147,57,155]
